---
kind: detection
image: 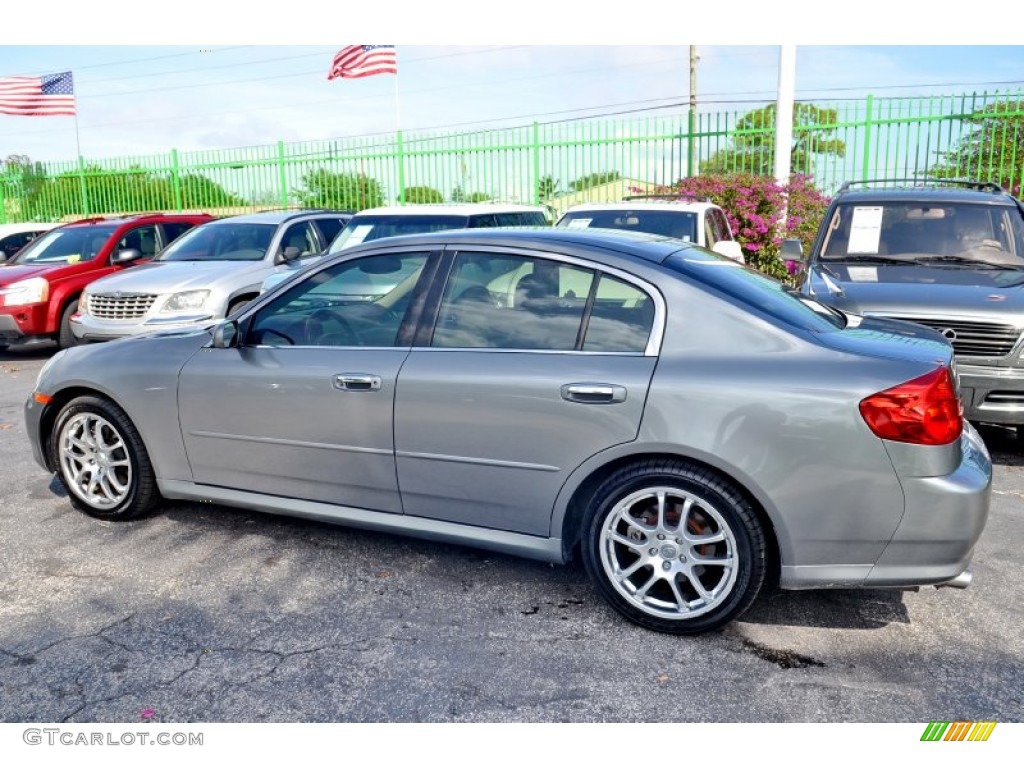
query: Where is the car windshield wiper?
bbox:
[912,254,1022,270]
[822,254,917,264]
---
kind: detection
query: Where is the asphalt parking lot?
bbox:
[1,343,1021,723]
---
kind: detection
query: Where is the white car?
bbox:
[556,200,746,263]
[0,222,61,263]
[261,202,551,294]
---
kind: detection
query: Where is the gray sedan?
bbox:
[24,228,991,634]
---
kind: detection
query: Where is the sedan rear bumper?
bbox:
[780,422,991,590]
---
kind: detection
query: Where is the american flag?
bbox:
[327,46,398,80]
[0,71,76,116]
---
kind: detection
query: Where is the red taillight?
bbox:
[859,367,963,445]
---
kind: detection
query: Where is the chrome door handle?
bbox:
[561,383,627,404]
[333,373,382,392]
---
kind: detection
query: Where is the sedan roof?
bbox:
[335,224,699,266]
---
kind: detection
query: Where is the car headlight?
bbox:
[161,290,210,313]
[0,277,49,306]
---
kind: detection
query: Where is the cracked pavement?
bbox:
[1,344,1022,722]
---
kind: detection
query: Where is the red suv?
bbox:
[0,213,213,350]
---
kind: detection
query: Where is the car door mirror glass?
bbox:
[111,248,143,265]
[211,321,239,348]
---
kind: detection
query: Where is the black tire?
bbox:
[581,459,766,635]
[57,300,79,349]
[49,395,159,521]
[226,298,251,317]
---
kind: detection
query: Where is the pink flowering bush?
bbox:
[661,173,830,280]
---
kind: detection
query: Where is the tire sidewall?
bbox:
[582,465,763,635]
[50,397,146,520]
[58,300,79,349]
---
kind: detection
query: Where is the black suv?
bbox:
[791,179,1024,432]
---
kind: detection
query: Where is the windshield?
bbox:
[820,202,1024,268]
[9,225,117,265]
[328,215,470,254]
[558,210,698,243]
[157,222,276,262]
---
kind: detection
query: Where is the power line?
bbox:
[0,46,255,79]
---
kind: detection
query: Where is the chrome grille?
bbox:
[88,293,158,320]
[887,316,1022,358]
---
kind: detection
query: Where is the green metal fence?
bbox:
[2,89,1023,224]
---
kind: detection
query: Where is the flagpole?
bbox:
[393,69,401,132]
[70,73,89,216]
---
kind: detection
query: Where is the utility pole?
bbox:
[687,45,698,178]
[774,45,797,226]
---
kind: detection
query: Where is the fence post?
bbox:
[277,141,289,207]
[170,149,183,212]
[0,174,7,224]
[861,94,874,182]
[78,155,90,216]
[396,130,406,204]
[532,122,540,204]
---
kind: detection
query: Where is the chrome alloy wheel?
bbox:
[58,412,133,510]
[599,486,739,620]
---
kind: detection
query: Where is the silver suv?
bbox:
[71,210,352,342]
[794,180,1024,433]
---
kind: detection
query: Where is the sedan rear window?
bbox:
[665,249,846,332]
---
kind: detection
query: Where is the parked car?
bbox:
[0,222,61,264]
[25,228,990,635]
[70,209,352,343]
[556,198,746,263]
[791,179,1024,434]
[261,202,551,294]
[0,213,212,350]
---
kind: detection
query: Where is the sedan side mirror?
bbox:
[111,248,143,265]
[211,321,240,349]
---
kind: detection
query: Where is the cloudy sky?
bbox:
[2,2,1022,163]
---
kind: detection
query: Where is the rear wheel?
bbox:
[582,459,766,635]
[49,395,159,521]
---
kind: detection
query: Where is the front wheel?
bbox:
[582,460,766,635]
[49,395,159,521]
[57,300,80,349]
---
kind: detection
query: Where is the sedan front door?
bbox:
[178,249,434,512]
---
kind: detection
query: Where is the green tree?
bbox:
[935,99,1024,192]
[569,170,622,192]
[465,191,491,203]
[450,184,466,202]
[2,154,51,220]
[295,169,384,211]
[404,185,444,204]
[537,174,560,201]
[179,174,246,208]
[703,104,846,177]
